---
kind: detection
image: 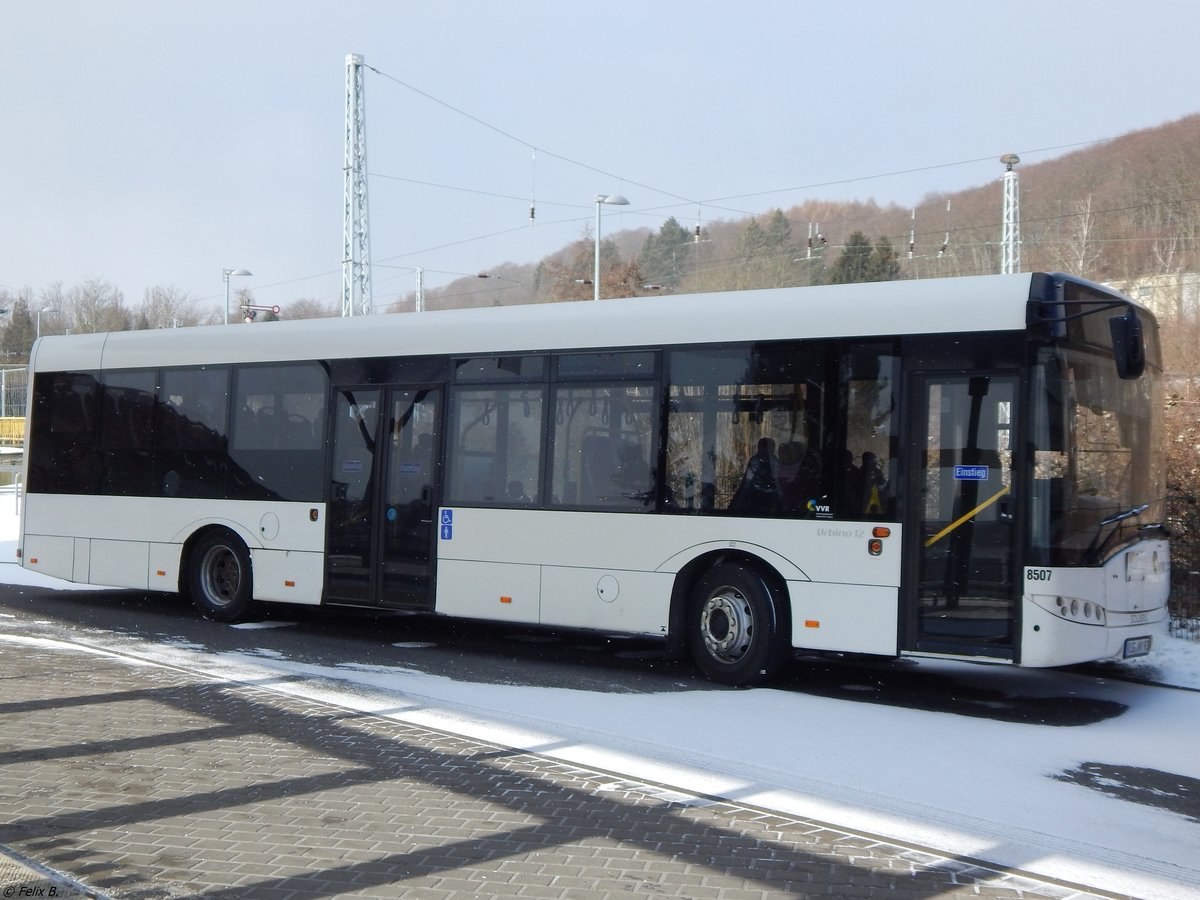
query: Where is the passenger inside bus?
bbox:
[860,451,887,515]
[837,450,861,515]
[783,444,825,513]
[775,441,803,508]
[730,437,783,514]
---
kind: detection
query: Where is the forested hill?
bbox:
[410,113,1200,312]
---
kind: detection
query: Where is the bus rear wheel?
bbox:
[688,563,789,686]
[188,529,254,622]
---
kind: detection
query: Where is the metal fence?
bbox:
[0,368,26,420]
[1171,616,1200,641]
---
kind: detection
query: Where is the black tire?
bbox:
[688,562,789,686]
[188,529,254,622]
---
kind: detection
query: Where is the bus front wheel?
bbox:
[688,563,789,686]
[188,529,254,622]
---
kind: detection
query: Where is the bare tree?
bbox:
[533,236,598,303]
[1138,178,1199,282]
[137,285,210,329]
[36,282,67,336]
[64,278,128,333]
[1161,299,1200,618]
[1059,195,1103,277]
[283,298,340,320]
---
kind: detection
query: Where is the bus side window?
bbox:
[157,367,229,499]
[579,435,651,506]
[551,384,657,510]
[666,342,836,517]
[229,363,328,502]
[840,348,900,521]
[98,371,157,496]
[446,386,545,506]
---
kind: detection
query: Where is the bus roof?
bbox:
[29,272,1111,373]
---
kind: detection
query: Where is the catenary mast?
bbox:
[343,54,372,316]
[1000,153,1021,275]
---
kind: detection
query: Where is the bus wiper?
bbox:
[1083,503,1149,564]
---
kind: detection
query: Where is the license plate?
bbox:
[1123,636,1152,658]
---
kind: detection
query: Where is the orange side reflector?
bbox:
[500,596,513,604]
[284,580,296,588]
[156,570,166,577]
[804,619,820,628]
[29,557,38,565]
[872,526,891,538]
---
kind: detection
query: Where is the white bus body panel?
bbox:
[20,534,76,583]
[1021,539,1170,666]
[249,549,326,604]
[90,539,150,590]
[47,275,1036,375]
[21,495,327,604]
[787,581,900,656]
[435,507,901,652]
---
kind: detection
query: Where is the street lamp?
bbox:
[37,307,62,339]
[593,193,629,301]
[222,267,252,325]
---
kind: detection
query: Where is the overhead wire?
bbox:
[364,63,697,208]
[304,65,1200,307]
[365,63,1146,219]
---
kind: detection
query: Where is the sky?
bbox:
[4,1,1200,320]
[2,500,1199,899]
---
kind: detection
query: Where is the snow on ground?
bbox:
[2,492,1199,899]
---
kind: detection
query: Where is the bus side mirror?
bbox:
[1109,309,1145,380]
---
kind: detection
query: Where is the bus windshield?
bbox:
[1030,307,1165,566]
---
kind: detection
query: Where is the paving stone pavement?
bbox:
[0,643,1116,900]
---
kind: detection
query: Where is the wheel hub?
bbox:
[201,546,242,607]
[700,589,754,662]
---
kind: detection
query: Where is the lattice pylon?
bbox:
[343,54,372,316]
[1000,154,1020,275]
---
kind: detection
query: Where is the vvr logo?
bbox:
[807,499,831,515]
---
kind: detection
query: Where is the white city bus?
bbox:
[20,272,1169,685]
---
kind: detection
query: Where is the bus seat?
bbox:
[581,435,617,504]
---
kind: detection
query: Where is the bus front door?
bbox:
[326,386,442,609]
[907,374,1018,659]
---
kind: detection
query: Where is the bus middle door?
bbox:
[326,385,442,609]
